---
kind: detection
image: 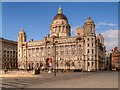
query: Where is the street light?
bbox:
[26,43,28,71]
[52,35,57,76]
[54,43,56,76]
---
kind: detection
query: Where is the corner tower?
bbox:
[18,29,27,69]
[50,7,71,38]
[83,17,96,71]
[18,29,27,43]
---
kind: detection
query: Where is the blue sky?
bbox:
[2,2,118,50]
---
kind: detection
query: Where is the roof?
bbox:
[54,13,68,20]
[53,6,68,21]
[85,16,94,23]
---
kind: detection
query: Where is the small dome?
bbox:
[19,29,26,34]
[97,33,104,45]
[97,33,103,38]
[86,17,94,23]
[54,13,67,20]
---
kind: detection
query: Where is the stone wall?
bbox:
[0,70,33,75]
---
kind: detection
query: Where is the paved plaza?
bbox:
[0,71,119,88]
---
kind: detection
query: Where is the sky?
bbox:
[2,2,118,50]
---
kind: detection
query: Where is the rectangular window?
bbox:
[88,62,89,66]
[88,43,89,47]
[92,56,94,60]
[4,50,6,53]
[92,49,94,53]
[65,45,69,48]
[88,49,89,53]
[13,51,15,54]
[87,38,89,41]
[88,58,89,60]
[92,62,94,66]
[92,43,94,47]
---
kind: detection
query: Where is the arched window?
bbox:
[71,62,75,66]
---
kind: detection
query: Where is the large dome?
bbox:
[54,13,68,20]
[53,6,68,21]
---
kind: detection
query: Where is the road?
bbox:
[1,71,118,88]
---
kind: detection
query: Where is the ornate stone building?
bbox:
[111,47,120,70]
[18,7,106,71]
[0,38,17,69]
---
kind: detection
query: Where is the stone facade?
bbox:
[0,38,17,69]
[18,7,106,71]
[111,47,120,69]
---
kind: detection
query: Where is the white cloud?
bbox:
[105,40,118,51]
[102,29,119,50]
[102,29,118,39]
[95,22,118,50]
[96,22,117,27]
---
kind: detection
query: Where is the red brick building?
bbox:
[111,47,120,70]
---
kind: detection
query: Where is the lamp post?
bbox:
[52,35,57,76]
[87,54,89,72]
[84,54,85,71]
[54,43,56,76]
[26,43,27,71]
[56,50,59,73]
